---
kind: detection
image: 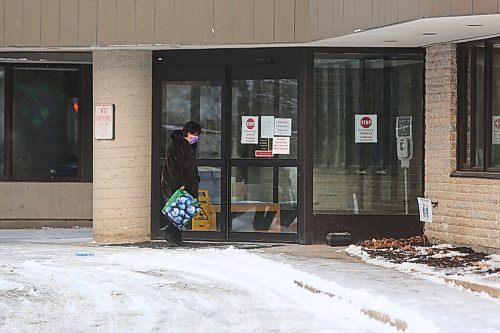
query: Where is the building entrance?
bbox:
[151,49,301,243]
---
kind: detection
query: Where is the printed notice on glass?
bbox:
[241,116,259,144]
[261,116,275,138]
[272,137,290,155]
[355,114,377,143]
[95,104,115,140]
[274,118,292,136]
[493,116,500,144]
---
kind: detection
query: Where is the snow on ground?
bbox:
[345,244,500,290]
[1,228,499,333]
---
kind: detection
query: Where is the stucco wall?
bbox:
[92,50,152,243]
[424,43,500,252]
[0,182,92,228]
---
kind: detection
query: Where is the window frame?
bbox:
[456,38,500,179]
[0,61,93,182]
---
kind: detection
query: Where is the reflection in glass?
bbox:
[230,166,297,234]
[0,68,4,176]
[232,79,298,158]
[313,54,424,215]
[492,45,500,168]
[473,47,485,168]
[161,81,221,159]
[12,68,79,179]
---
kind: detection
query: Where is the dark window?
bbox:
[457,39,500,176]
[0,67,4,176]
[313,53,424,214]
[0,61,92,181]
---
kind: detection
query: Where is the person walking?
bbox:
[160,121,201,245]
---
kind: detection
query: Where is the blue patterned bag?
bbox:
[161,189,201,231]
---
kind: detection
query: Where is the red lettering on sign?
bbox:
[246,118,255,129]
[360,116,372,128]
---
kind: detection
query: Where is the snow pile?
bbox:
[0,241,436,333]
[346,243,500,293]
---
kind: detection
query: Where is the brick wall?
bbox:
[424,44,500,253]
[93,50,152,243]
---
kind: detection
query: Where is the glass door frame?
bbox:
[227,66,300,243]
[151,65,229,241]
[151,49,305,243]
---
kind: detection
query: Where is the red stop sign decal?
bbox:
[246,118,255,129]
[495,118,500,130]
[360,116,372,128]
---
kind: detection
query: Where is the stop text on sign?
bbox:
[355,114,377,143]
[246,118,255,129]
[360,116,372,128]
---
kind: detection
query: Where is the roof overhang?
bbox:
[308,14,500,48]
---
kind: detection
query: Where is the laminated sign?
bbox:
[241,116,258,144]
[417,197,433,223]
[355,114,377,143]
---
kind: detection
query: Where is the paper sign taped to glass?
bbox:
[161,189,201,230]
[417,197,433,223]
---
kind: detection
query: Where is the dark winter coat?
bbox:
[161,130,199,200]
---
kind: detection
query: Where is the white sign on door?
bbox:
[274,118,292,136]
[241,116,259,144]
[272,137,290,155]
[261,116,275,138]
[95,104,115,140]
[355,114,377,143]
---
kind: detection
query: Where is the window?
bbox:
[0,61,92,181]
[0,67,4,176]
[457,39,500,176]
[313,53,424,214]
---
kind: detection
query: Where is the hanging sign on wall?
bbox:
[95,104,115,140]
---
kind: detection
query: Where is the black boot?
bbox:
[160,223,182,246]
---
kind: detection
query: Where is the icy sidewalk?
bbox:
[1,228,499,333]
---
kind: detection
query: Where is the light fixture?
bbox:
[466,24,483,27]
[422,32,437,36]
[384,40,398,43]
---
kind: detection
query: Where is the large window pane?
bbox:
[492,44,500,168]
[12,68,79,180]
[231,79,298,159]
[161,81,222,159]
[230,166,297,234]
[313,54,424,214]
[473,47,485,168]
[0,68,4,177]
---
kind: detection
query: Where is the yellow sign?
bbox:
[192,189,215,231]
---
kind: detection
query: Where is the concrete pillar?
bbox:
[92,50,152,243]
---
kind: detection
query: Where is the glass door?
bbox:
[152,59,301,243]
[153,66,227,240]
[228,70,299,242]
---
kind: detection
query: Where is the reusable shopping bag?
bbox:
[161,189,201,230]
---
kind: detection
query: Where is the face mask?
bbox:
[189,136,199,145]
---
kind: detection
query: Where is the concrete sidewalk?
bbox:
[256,244,500,298]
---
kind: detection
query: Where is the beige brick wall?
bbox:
[424,43,500,253]
[93,50,152,243]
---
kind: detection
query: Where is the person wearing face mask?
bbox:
[160,120,201,246]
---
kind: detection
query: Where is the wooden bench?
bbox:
[211,203,281,232]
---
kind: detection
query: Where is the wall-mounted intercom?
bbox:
[395,116,413,168]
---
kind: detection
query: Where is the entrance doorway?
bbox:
[152,50,301,243]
